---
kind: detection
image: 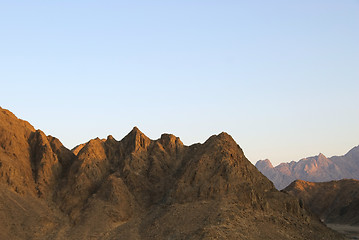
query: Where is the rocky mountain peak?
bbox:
[76,138,107,163]
[0,107,35,133]
[159,133,183,148]
[121,126,151,152]
[345,145,359,158]
[255,159,274,169]
[203,132,240,153]
[208,131,234,142]
[106,134,116,142]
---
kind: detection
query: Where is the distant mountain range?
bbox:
[255,147,359,190]
[0,107,343,240]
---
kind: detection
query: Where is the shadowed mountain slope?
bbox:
[0,107,344,239]
[284,179,359,225]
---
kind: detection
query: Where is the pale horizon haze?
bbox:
[1,1,358,166]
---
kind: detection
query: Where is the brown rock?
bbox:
[284,179,359,225]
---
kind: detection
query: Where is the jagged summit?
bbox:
[0,108,344,240]
[127,126,145,137]
[132,126,140,131]
[255,159,274,169]
[120,126,151,151]
[206,131,234,143]
[106,135,116,141]
[159,133,183,148]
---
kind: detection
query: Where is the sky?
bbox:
[1,1,358,166]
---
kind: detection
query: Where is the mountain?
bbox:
[284,179,359,225]
[0,107,343,239]
[255,149,359,190]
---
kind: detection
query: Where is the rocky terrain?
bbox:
[0,107,344,239]
[256,148,359,190]
[284,179,359,225]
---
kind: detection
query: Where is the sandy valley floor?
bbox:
[327,224,359,240]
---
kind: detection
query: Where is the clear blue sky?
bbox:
[1,1,358,166]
